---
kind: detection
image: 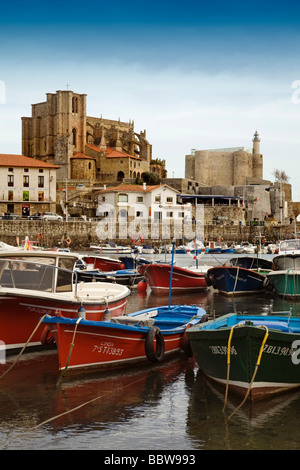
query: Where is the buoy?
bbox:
[120,263,126,270]
[137,279,147,291]
[77,305,86,319]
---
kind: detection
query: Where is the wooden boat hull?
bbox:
[187,313,300,400]
[0,285,129,352]
[267,270,300,299]
[76,269,144,286]
[207,266,267,295]
[82,256,122,271]
[139,264,208,294]
[42,305,206,372]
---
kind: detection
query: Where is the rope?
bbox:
[56,317,82,387]
[222,323,240,412]
[227,325,269,420]
[232,266,239,294]
[0,315,47,382]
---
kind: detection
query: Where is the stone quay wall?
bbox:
[0,219,294,250]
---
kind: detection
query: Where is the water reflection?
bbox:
[186,368,300,450]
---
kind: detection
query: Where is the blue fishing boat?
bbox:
[206,256,273,295]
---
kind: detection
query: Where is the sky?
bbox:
[0,0,300,200]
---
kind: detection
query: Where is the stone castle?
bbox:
[21,90,167,184]
[185,131,263,186]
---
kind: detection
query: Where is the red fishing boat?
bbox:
[138,263,211,294]
[0,251,130,353]
[41,304,207,373]
[81,255,123,271]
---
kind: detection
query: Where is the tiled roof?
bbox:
[71,152,95,160]
[0,154,59,168]
[98,184,178,193]
[86,143,140,160]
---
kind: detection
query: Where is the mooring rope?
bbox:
[224,324,269,420]
[0,315,47,382]
[56,317,83,387]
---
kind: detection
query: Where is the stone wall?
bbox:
[0,219,297,250]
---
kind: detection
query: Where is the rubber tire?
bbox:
[145,326,165,362]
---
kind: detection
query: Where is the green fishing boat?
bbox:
[187,313,300,400]
[267,254,300,299]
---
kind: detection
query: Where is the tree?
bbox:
[273,169,290,183]
[141,171,160,185]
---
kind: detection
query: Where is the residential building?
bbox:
[0,154,59,217]
[96,184,193,240]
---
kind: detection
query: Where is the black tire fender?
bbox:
[145,326,165,362]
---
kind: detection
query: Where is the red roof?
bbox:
[98,184,176,193]
[0,154,59,168]
[86,143,140,160]
[71,152,95,160]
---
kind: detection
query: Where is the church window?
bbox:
[72,128,77,146]
[72,96,78,113]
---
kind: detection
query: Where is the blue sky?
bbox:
[1,0,300,200]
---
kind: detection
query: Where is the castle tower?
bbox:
[252,130,261,154]
[252,130,263,179]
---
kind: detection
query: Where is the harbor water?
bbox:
[1,252,300,451]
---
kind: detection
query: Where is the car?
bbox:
[76,184,85,189]
[2,213,20,220]
[28,213,42,220]
[41,212,63,221]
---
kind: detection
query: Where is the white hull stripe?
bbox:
[61,349,179,370]
[206,373,300,390]
[20,299,127,313]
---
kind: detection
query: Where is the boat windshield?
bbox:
[0,259,73,292]
[279,239,300,252]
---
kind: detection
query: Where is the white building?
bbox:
[0,154,59,217]
[96,183,194,241]
[97,183,192,220]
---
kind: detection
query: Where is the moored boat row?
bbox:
[1,237,300,410]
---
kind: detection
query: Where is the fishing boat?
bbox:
[0,250,130,353]
[139,238,210,294]
[207,241,222,254]
[278,238,300,256]
[41,304,207,373]
[89,241,132,254]
[81,255,123,271]
[266,254,300,299]
[206,256,273,296]
[138,263,211,294]
[187,312,300,400]
[75,263,144,287]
